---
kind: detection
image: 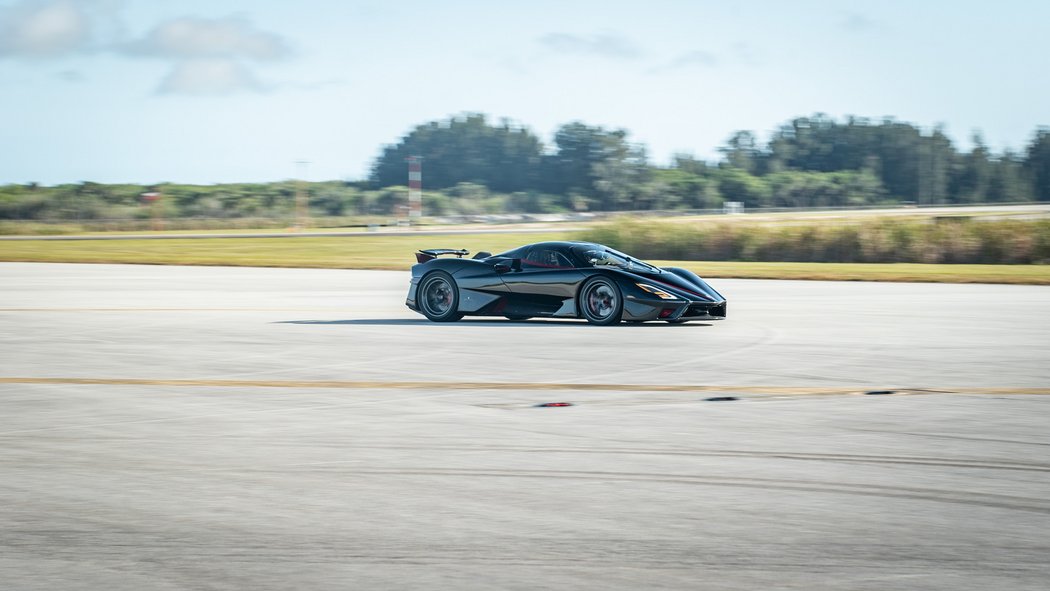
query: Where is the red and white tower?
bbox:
[406,156,423,218]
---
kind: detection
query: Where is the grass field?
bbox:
[0,233,568,270]
[3,231,1050,284]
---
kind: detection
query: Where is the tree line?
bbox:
[2,113,1048,223]
[371,113,1050,210]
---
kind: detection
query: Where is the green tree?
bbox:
[715,168,770,208]
[949,133,992,203]
[369,114,544,192]
[592,144,650,210]
[1025,128,1050,201]
[719,130,761,174]
[986,151,1031,203]
[543,122,640,202]
[655,167,721,209]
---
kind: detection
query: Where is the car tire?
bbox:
[579,277,623,325]
[418,271,464,322]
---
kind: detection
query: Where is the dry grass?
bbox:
[3,231,1050,284]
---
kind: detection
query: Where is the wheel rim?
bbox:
[585,282,617,319]
[422,277,453,316]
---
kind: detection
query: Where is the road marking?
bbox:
[0,308,339,312]
[0,377,1047,395]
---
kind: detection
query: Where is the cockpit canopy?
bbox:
[572,245,659,272]
[494,241,660,273]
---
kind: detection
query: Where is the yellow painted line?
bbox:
[0,377,1048,395]
[0,308,337,312]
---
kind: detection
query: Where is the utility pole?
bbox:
[141,188,163,231]
[295,160,310,230]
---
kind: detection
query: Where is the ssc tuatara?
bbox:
[405,241,726,325]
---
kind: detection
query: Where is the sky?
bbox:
[1,0,1048,185]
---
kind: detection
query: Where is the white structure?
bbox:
[406,156,423,218]
[723,201,744,215]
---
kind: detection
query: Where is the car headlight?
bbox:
[636,283,676,300]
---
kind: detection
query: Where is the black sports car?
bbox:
[405,241,726,325]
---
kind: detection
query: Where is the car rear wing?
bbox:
[416,248,470,264]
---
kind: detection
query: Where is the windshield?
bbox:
[576,247,659,273]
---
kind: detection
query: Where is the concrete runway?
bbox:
[2,263,1049,590]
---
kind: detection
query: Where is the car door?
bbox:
[500,247,586,316]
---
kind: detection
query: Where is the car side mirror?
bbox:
[493,259,521,273]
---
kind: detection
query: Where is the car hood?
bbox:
[624,267,725,302]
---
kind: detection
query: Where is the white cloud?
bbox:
[667,50,718,69]
[0,0,91,58]
[124,16,290,61]
[538,32,641,60]
[651,43,762,74]
[56,68,84,81]
[157,58,264,95]
[732,42,761,66]
[124,15,290,95]
[1,3,296,96]
[841,12,881,32]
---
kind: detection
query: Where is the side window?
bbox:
[522,249,574,269]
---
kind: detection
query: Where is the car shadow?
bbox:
[276,318,712,327]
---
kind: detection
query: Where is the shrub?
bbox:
[580,217,1050,264]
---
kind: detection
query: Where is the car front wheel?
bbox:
[580,277,623,325]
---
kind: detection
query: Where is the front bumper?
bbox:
[623,296,727,322]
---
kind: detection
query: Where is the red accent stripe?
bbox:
[521,260,574,269]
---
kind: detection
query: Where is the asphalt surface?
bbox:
[2,263,1049,590]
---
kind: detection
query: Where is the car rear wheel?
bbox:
[580,278,622,325]
[418,271,463,322]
